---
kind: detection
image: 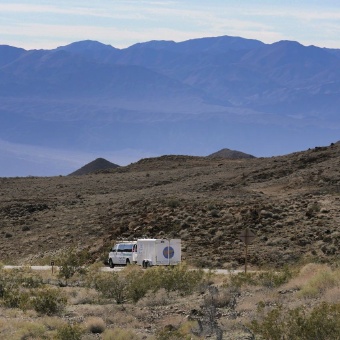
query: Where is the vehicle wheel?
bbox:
[109,259,114,268]
[126,259,130,266]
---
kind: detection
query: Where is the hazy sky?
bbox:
[2,0,340,50]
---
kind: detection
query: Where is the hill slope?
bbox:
[0,143,339,268]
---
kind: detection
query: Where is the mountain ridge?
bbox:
[1,35,340,177]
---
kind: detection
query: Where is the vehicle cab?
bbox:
[108,241,137,268]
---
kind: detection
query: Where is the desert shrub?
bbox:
[56,323,84,340]
[306,202,321,217]
[91,271,128,304]
[146,264,204,295]
[102,327,141,340]
[67,287,99,305]
[227,272,257,288]
[90,263,204,304]
[298,266,340,298]
[250,302,340,340]
[155,325,192,340]
[210,209,219,217]
[138,288,176,307]
[58,248,89,284]
[85,316,106,334]
[31,287,67,315]
[124,266,151,303]
[166,198,181,209]
[227,267,293,289]
[0,268,42,299]
[257,266,293,288]
[15,321,47,339]
[2,288,30,310]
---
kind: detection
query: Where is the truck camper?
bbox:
[108,239,181,268]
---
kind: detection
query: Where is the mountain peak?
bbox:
[69,158,120,176]
[207,148,255,159]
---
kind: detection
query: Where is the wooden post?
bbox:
[245,243,248,274]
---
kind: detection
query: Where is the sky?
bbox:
[1,0,340,50]
[1,0,340,176]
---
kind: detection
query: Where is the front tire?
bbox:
[109,259,114,268]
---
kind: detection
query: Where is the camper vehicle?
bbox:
[108,241,137,268]
[108,239,181,268]
[137,239,181,267]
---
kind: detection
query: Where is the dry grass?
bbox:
[85,316,106,333]
[137,288,177,307]
[102,328,142,340]
[282,263,340,299]
[64,287,99,305]
[0,262,340,338]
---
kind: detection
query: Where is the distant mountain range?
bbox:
[1,35,340,177]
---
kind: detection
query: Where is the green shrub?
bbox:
[56,323,84,340]
[257,266,293,288]
[227,267,293,289]
[0,268,41,298]
[2,289,30,310]
[228,272,257,288]
[31,287,67,315]
[89,263,204,304]
[124,266,151,303]
[58,248,89,284]
[250,302,340,339]
[91,271,128,304]
[146,264,204,295]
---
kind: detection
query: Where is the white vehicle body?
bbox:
[136,239,181,267]
[108,239,181,268]
[108,241,137,268]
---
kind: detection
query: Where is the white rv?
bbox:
[108,239,181,268]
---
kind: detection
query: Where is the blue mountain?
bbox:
[0,35,339,176]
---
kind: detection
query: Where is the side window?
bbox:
[125,244,133,253]
[117,244,124,252]
[132,244,137,252]
[111,245,117,252]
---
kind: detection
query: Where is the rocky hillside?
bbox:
[0,143,340,268]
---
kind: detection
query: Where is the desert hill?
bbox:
[0,143,340,268]
[69,158,120,176]
[208,148,255,159]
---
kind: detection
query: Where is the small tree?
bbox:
[58,248,89,285]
